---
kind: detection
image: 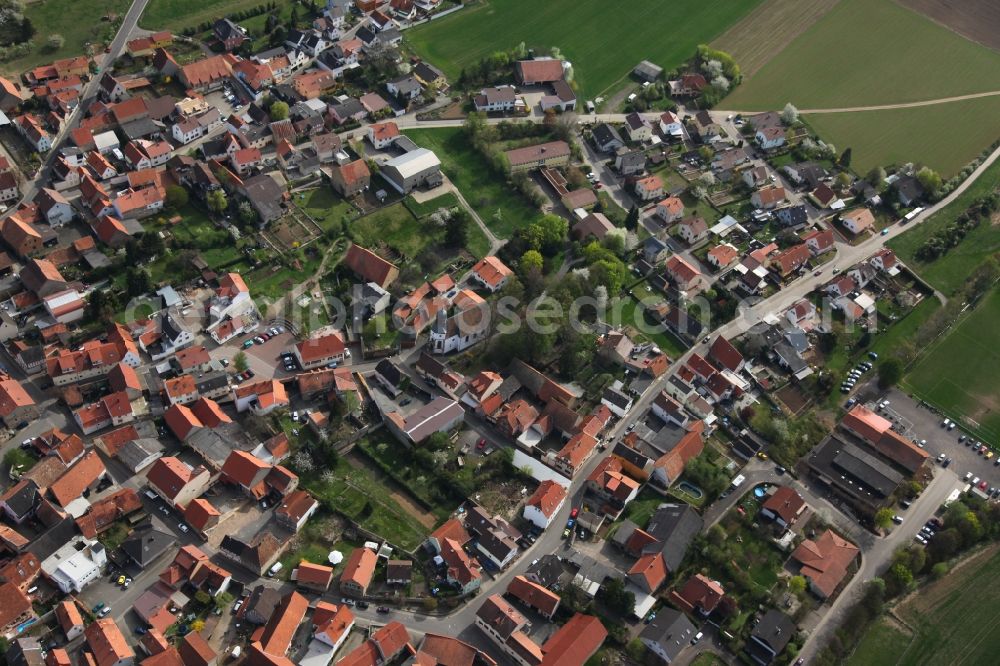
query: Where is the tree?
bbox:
[238,200,258,226]
[916,166,942,195]
[445,211,469,247]
[46,33,64,51]
[214,591,234,613]
[165,185,189,209]
[190,618,206,633]
[874,507,894,530]
[422,597,438,611]
[839,147,853,168]
[125,268,152,298]
[781,103,799,125]
[233,351,249,373]
[140,230,164,258]
[207,189,228,215]
[87,289,112,320]
[835,172,852,190]
[931,562,949,579]
[624,205,639,231]
[598,578,635,616]
[270,100,289,120]
[519,249,543,275]
[878,358,903,388]
[868,166,887,187]
[788,575,807,596]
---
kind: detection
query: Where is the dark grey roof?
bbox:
[330,98,365,119]
[776,205,808,226]
[592,123,623,149]
[525,554,565,589]
[356,26,377,44]
[774,342,807,374]
[122,528,175,568]
[413,62,443,82]
[3,480,38,518]
[241,174,285,223]
[640,608,696,661]
[832,442,903,496]
[894,175,923,203]
[195,370,230,394]
[375,359,403,387]
[120,117,160,141]
[748,609,796,663]
[644,503,703,571]
[415,351,447,380]
[602,386,632,410]
[389,75,422,96]
[244,584,283,624]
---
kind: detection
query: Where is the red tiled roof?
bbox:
[524,480,566,519]
[507,575,560,616]
[540,613,607,666]
[85,617,134,666]
[296,332,346,364]
[341,547,377,591]
[791,529,859,598]
[49,451,105,507]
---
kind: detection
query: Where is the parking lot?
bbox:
[879,388,1000,492]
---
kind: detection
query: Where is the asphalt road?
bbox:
[20,0,151,204]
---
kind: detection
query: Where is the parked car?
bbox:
[377,606,391,614]
[892,515,903,524]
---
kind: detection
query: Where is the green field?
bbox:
[405,0,765,101]
[804,96,1000,179]
[725,0,1000,110]
[305,457,430,551]
[0,0,131,75]
[904,289,1000,442]
[890,157,1000,295]
[404,127,543,238]
[847,547,1000,666]
[142,0,281,31]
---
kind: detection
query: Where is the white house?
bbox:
[473,86,516,113]
[41,537,107,594]
[624,112,652,142]
[522,480,567,530]
[756,126,786,150]
[659,111,683,139]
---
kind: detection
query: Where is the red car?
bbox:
[570,507,579,519]
[476,438,486,450]
[980,480,989,490]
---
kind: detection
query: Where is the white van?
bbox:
[267,562,283,577]
[231,646,242,659]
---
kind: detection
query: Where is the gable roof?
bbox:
[343,243,397,286]
[524,480,566,519]
[507,575,560,616]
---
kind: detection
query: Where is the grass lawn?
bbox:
[404,192,460,218]
[304,457,430,552]
[803,95,1000,179]
[725,0,1000,110]
[606,294,688,359]
[903,288,1000,443]
[351,200,490,263]
[248,251,323,304]
[362,313,400,350]
[621,487,666,528]
[847,546,1000,666]
[297,188,355,235]
[142,0,285,32]
[890,157,1000,295]
[0,0,132,76]
[405,0,765,101]
[402,128,545,239]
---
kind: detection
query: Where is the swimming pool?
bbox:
[677,481,704,499]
